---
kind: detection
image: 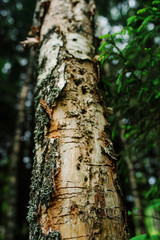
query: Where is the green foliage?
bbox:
[100,0,160,237]
[100,0,160,140]
[130,234,160,240]
[130,234,148,240]
[147,199,160,211]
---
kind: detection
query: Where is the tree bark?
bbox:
[27,0,128,239]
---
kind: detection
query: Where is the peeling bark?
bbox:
[27,0,128,239]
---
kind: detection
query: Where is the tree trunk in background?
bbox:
[27,0,128,239]
[120,123,146,235]
[5,49,35,240]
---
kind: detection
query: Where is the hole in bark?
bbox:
[71,203,78,210]
[71,73,74,78]
[81,86,86,94]
[76,163,80,170]
[72,1,79,7]
[77,50,82,54]
[81,109,86,114]
[79,210,83,214]
[84,176,88,182]
[72,38,77,41]
[99,99,103,106]
[90,148,93,153]
[74,79,82,86]
[52,45,56,50]
[78,155,83,162]
[78,69,85,75]
[89,169,92,180]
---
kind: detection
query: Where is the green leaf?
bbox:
[155,92,160,99]
[120,28,127,35]
[144,48,151,51]
[115,38,123,43]
[151,59,156,67]
[150,236,160,240]
[137,8,147,14]
[112,126,116,139]
[125,129,137,138]
[113,32,120,38]
[127,15,137,25]
[117,84,122,93]
[148,201,160,210]
[130,235,160,240]
[138,24,144,32]
[156,53,160,58]
[130,234,148,240]
[126,78,135,83]
[116,73,122,85]
[128,210,132,215]
[138,16,153,32]
[152,7,158,11]
[99,41,107,51]
[152,1,160,4]
[143,15,153,25]
[99,52,105,57]
[146,93,153,102]
[138,88,144,98]
[153,79,159,85]
[99,34,111,39]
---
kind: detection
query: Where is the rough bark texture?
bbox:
[28,0,128,239]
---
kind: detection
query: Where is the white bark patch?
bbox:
[57,62,66,91]
[40,0,73,36]
[35,143,43,164]
[66,33,95,60]
[73,1,88,22]
[37,33,63,86]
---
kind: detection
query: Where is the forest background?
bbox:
[0,0,160,239]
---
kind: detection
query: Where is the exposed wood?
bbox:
[39,59,127,239]
[28,0,128,239]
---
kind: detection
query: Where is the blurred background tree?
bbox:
[0,0,159,239]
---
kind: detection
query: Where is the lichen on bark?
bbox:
[27,26,66,240]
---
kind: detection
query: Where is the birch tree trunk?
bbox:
[27,0,128,239]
